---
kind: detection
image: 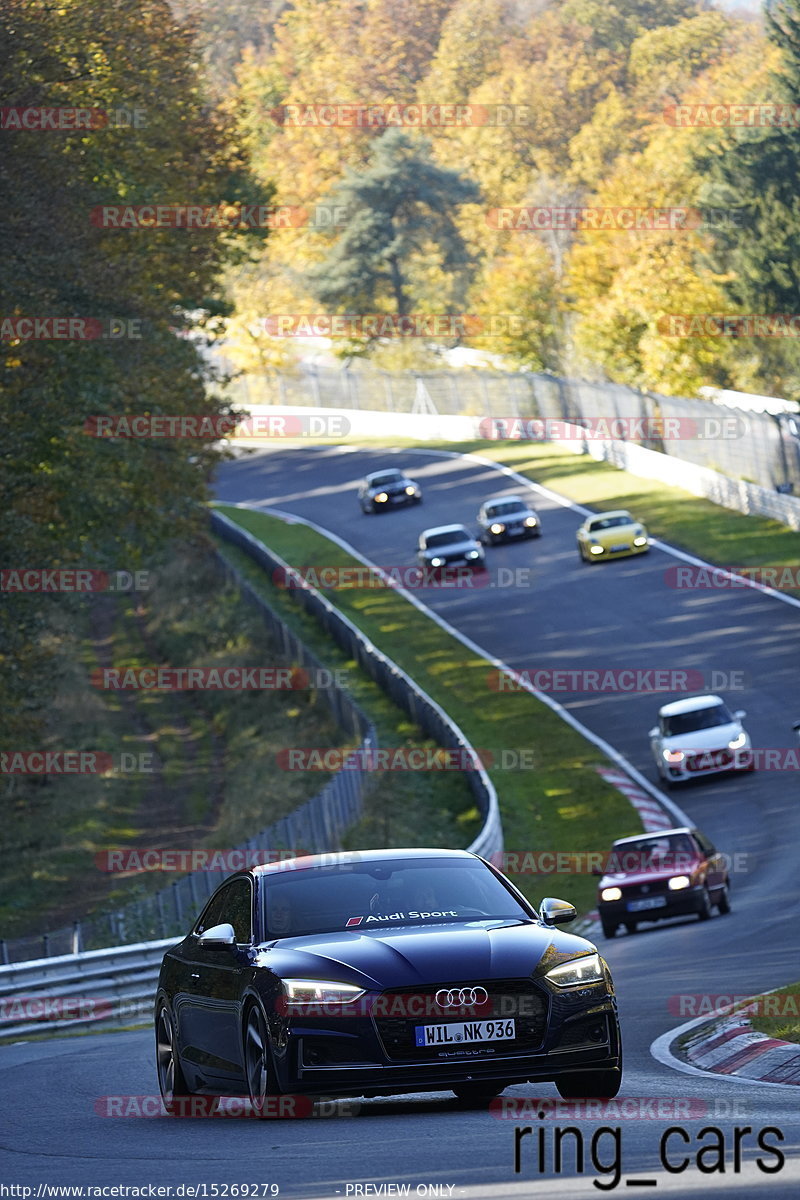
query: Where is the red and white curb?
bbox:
[596,767,676,832]
[651,1001,800,1088]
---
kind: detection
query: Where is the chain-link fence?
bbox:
[224,362,800,494]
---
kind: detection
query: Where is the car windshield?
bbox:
[607,834,696,873]
[261,857,530,939]
[661,704,733,736]
[370,471,404,486]
[588,514,632,531]
[424,529,468,547]
[487,500,527,516]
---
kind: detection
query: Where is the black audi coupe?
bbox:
[155,849,621,1116]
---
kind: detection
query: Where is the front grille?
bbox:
[620,880,671,898]
[686,749,731,772]
[373,979,548,1062]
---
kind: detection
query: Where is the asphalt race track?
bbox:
[2,444,800,1198]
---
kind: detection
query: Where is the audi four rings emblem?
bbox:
[434,987,489,1007]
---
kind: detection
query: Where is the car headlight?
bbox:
[668,876,691,891]
[633,536,648,547]
[545,953,605,988]
[405,485,416,495]
[467,549,480,559]
[375,492,388,503]
[728,731,747,749]
[282,979,366,1006]
[430,556,444,567]
[524,516,537,527]
[601,887,622,902]
[589,545,604,555]
[663,749,685,763]
[490,523,505,534]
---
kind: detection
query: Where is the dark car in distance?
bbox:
[478,495,541,544]
[155,849,622,1116]
[358,469,422,513]
[595,827,731,938]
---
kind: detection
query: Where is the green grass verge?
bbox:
[739,983,800,1044]
[0,545,349,941]
[213,503,642,916]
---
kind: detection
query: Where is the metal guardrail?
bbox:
[211,510,502,861]
[0,550,377,968]
[0,513,503,1039]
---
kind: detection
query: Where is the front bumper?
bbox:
[584,542,649,560]
[660,747,753,782]
[270,984,620,1098]
[599,884,706,925]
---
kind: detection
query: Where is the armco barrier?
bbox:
[0,514,502,1036]
[0,550,377,966]
[210,509,502,862]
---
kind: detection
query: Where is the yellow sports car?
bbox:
[577,510,650,562]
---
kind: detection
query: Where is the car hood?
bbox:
[484,510,534,523]
[587,524,642,544]
[421,538,478,555]
[254,919,593,989]
[660,722,741,750]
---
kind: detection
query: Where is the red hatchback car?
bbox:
[595,827,730,939]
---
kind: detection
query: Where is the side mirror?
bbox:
[648,727,658,739]
[734,710,746,720]
[198,922,235,948]
[539,897,577,926]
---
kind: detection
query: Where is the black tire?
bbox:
[556,1066,622,1100]
[716,882,731,914]
[244,1002,286,1119]
[578,546,586,561]
[155,1001,218,1117]
[601,917,617,939]
[697,886,713,921]
[624,921,637,935]
[452,1082,507,1107]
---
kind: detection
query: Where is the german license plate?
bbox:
[414,1019,515,1047]
[509,526,525,536]
[627,896,667,912]
[390,495,405,503]
[610,543,629,552]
